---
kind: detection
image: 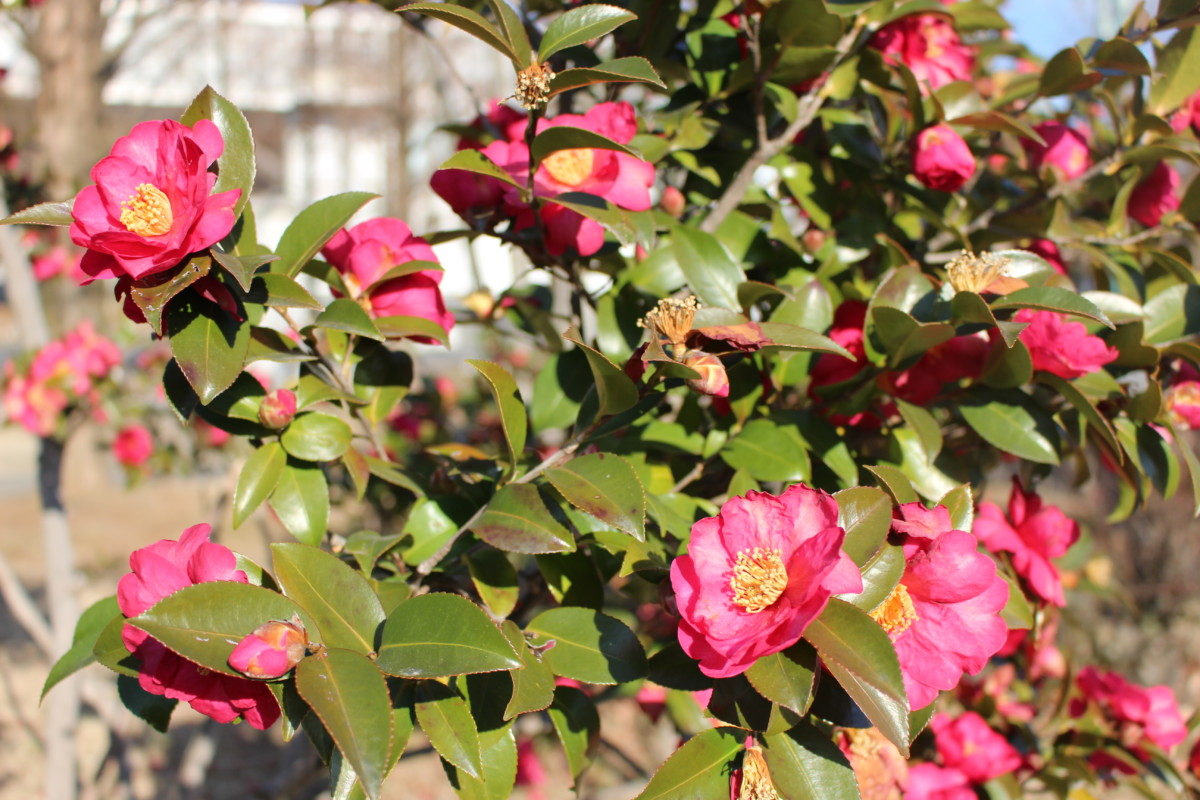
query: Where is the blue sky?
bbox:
[1004,0,1109,57]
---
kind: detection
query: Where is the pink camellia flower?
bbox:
[1022,122,1091,181]
[227,616,308,679]
[903,764,974,800]
[113,424,154,468]
[974,478,1079,606]
[1072,666,1188,751]
[930,712,1022,783]
[870,14,974,91]
[1025,239,1067,275]
[258,388,297,429]
[838,727,909,800]
[884,333,990,405]
[669,485,862,678]
[321,217,454,343]
[117,523,279,729]
[515,739,548,800]
[31,245,87,284]
[70,118,241,282]
[1165,380,1200,429]
[1015,309,1117,379]
[636,683,668,723]
[1128,162,1181,227]
[912,125,975,192]
[873,503,1009,709]
[1170,91,1200,136]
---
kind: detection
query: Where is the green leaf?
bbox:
[468,360,527,465]
[436,149,526,192]
[1149,27,1200,115]
[268,459,330,545]
[313,298,383,340]
[845,544,905,612]
[757,323,851,357]
[251,273,322,310]
[501,621,555,719]
[1,200,73,226]
[633,727,743,800]
[562,325,639,417]
[834,486,893,566]
[1144,284,1200,344]
[181,86,255,216]
[271,543,384,654]
[762,722,859,800]
[471,483,575,554]
[415,681,484,780]
[129,255,213,336]
[866,465,919,504]
[720,418,810,483]
[93,616,140,678]
[548,685,600,781]
[991,286,1113,328]
[376,593,520,678]
[401,3,515,61]
[546,453,646,539]
[531,125,641,167]
[672,225,746,310]
[233,441,286,527]
[442,722,517,800]
[548,57,665,96]
[280,411,353,462]
[467,549,519,619]
[744,641,817,715]
[211,249,276,293]
[538,4,636,60]
[274,192,378,278]
[117,675,177,733]
[166,293,252,404]
[130,581,315,677]
[1039,373,1122,462]
[959,389,1061,465]
[295,649,393,800]
[486,0,532,65]
[552,192,642,246]
[525,607,647,684]
[1038,47,1101,96]
[42,596,120,700]
[804,598,909,756]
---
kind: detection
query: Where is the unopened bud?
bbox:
[228,615,308,679]
[683,351,730,398]
[258,389,297,429]
[660,186,686,218]
[801,229,826,252]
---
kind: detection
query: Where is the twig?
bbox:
[0,549,56,655]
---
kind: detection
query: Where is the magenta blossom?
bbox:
[70,119,240,282]
[912,125,975,192]
[117,523,279,729]
[1072,666,1188,751]
[1015,309,1117,379]
[1022,122,1091,181]
[870,14,974,91]
[930,711,1022,783]
[113,424,154,468]
[669,485,862,678]
[904,763,975,800]
[974,479,1078,606]
[1128,162,1181,227]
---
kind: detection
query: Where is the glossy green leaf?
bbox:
[744,641,817,715]
[415,681,483,780]
[442,722,517,800]
[548,57,665,96]
[844,544,905,612]
[280,411,352,462]
[866,465,919,504]
[804,598,909,755]
[633,727,743,800]
[531,125,641,167]
[402,3,514,61]
[562,325,639,417]
[268,459,330,545]
[436,149,526,192]
[471,483,575,554]
[553,192,642,246]
[127,256,212,337]
[312,298,383,340]
[376,593,520,678]
[486,0,532,65]
[251,272,322,310]
[546,452,646,539]
[232,441,286,527]
[295,649,393,800]
[166,293,252,404]
[1038,47,1101,96]
[538,4,636,60]
[720,418,811,483]
[181,86,255,216]
[1,199,73,226]
[468,360,527,465]
[546,685,599,782]
[991,286,1113,328]
[271,543,384,654]
[130,581,315,677]
[501,621,555,719]
[274,192,378,278]
[1144,284,1200,344]
[762,722,859,800]
[117,675,177,733]
[673,225,746,310]
[959,389,1061,465]
[525,607,647,684]
[93,615,140,678]
[1039,373,1122,462]
[834,486,893,566]
[42,595,120,700]
[211,249,275,293]
[1149,27,1200,115]
[467,549,519,619]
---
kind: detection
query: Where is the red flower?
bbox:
[669,485,862,678]
[1128,162,1181,227]
[1015,309,1116,379]
[70,119,240,282]
[1169,91,1200,136]
[321,217,454,343]
[974,478,1079,606]
[903,764,975,800]
[912,125,975,192]
[930,712,1022,783]
[1022,122,1091,181]
[113,424,154,467]
[870,14,974,91]
[1072,666,1188,751]
[874,504,1009,709]
[1025,239,1067,275]
[884,333,990,405]
[1165,380,1200,429]
[116,524,279,729]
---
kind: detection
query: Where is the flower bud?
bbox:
[912,124,975,192]
[1128,162,1181,228]
[660,186,686,218]
[258,388,297,429]
[1165,380,1200,430]
[228,615,308,679]
[683,351,730,398]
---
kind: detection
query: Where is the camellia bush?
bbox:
[10,0,1200,798]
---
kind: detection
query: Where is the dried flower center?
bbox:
[730,548,788,613]
[738,747,780,800]
[515,62,555,110]
[843,727,884,759]
[945,250,1010,294]
[119,183,173,238]
[869,582,918,635]
[543,147,596,187]
[639,295,699,348]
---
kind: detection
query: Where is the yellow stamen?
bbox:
[638,295,700,348]
[730,548,788,614]
[543,148,595,187]
[945,250,1010,294]
[869,583,918,635]
[738,747,780,800]
[119,183,173,238]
